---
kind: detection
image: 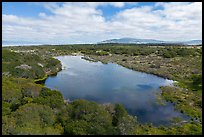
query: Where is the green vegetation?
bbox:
[63,100,115,135]
[2,49,61,79]
[2,76,137,135]
[132,121,202,135]
[2,44,202,135]
[160,86,202,122]
[33,87,64,109]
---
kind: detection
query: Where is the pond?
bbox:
[45,56,189,126]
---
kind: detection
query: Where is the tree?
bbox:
[8,103,62,135]
[33,88,64,109]
[64,99,115,135]
[112,104,137,135]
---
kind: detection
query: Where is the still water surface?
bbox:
[45,56,189,126]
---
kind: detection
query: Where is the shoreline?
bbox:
[35,53,201,124]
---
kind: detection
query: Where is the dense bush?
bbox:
[11,103,62,135]
[2,77,23,111]
[64,100,115,135]
[2,49,61,79]
[33,88,64,109]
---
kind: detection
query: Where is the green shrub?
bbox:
[33,88,64,109]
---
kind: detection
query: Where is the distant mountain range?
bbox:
[99,38,202,45]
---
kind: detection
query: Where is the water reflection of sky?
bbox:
[46,56,189,126]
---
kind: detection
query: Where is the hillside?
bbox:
[99,38,202,45]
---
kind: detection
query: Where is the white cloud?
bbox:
[44,2,59,11]
[108,2,202,41]
[73,2,126,8]
[3,14,19,23]
[2,2,202,44]
[109,2,125,8]
[39,12,46,17]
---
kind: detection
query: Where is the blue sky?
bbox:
[3,2,59,18]
[2,2,202,45]
[2,2,154,18]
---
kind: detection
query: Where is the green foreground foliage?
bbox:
[2,76,137,135]
[2,44,202,135]
[2,76,202,135]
